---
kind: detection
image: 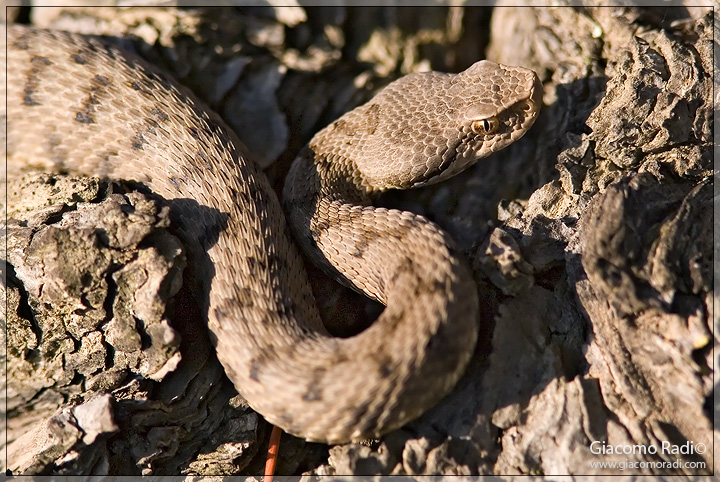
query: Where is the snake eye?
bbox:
[471,117,499,135]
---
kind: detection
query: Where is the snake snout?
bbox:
[528,73,544,115]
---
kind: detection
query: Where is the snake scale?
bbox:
[5,24,541,443]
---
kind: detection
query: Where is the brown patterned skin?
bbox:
[5,24,542,443]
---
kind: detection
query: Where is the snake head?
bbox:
[432,60,543,185]
[316,60,542,192]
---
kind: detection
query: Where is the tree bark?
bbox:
[2,3,715,477]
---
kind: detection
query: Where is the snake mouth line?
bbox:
[434,89,542,184]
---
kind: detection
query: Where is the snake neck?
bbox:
[288,143,377,202]
[283,144,379,294]
[280,143,480,442]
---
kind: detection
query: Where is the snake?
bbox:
[5,24,541,443]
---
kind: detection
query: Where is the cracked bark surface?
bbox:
[2,3,715,477]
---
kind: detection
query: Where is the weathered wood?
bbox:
[2,4,714,476]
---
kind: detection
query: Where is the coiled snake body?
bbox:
[6,25,541,443]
